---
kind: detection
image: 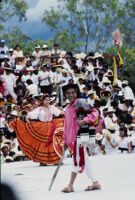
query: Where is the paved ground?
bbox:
[1,154,135,200]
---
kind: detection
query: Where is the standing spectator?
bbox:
[38,65,50,94]
[0,39,8,64]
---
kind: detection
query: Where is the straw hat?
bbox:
[28,66,35,71]
[10,110,19,117]
[74,54,81,59]
[94,53,104,59]
[102,129,112,139]
[3,139,12,145]
[87,64,93,72]
[4,55,9,59]
[50,97,56,102]
[42,44,48,48]
[1,143,9,150]
[127,131,133,136]
[108,123,116,131]
[13,152,25,160]
[60,51,66,58]
[88,90,94,96]
[103,77,111,84]
[80,53,86,59]
[9,48,14,52]
[95,133,103,141]
[122,80,128,85]
[118,91,124,96]
[3,66,13,71]
[35,45,40,49]
[107,106,115,113]
[5,156,14,162]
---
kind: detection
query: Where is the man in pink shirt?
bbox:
[62,84,101,193]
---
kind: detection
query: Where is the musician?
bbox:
[62,84,101,193]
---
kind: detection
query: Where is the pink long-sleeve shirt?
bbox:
[64,98,99,150]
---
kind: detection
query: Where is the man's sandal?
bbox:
[85,185,101,191]
[61,186,74,193]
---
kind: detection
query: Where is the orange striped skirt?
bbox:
[9,118,64,165]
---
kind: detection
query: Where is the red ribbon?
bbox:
[73,142,85,173]
[45,121,56,147]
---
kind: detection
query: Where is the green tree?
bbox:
[42,0,135,53]
[0,0,28,32]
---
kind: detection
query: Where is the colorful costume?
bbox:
[64,98,99,179]
[10,106,64,165]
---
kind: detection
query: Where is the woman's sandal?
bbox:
[61,186,74,193]
[85,184,101,191]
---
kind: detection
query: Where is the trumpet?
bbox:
[100,90,112,100]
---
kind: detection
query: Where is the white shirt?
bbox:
[0,46,8,59]
[2,73,16,94]
[9,54,16,65]
[27,105,61,122]
[118,137,130,150]
[123,86,134,100]
[41,50,51,57]
[102,134,119,154]
[105,115,117,129]
[26,84,39,96]
[39,71,50,86]
[32,51,42,62]
[25,74,38,85]
[14,50,23,58]
[57,74,71,87]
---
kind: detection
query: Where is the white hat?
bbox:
[60,51,66,58]
[107,106,115,113]
[88,90,94,96]
[62,69,68,74]
[1,143,9,150]
[108,123,116,131]
[95,133,103,141]
[122,80,128,85]
[87,64,93,72]
[94,53,104,59]
[80,53,86,59]
[35,45,41,49]
[102,129,111,139]
[42,44,48,48]
[4,55,9,59]
[74,54,81,59]
[10,110,19,117]
[58,58,64,63]
[127,131,133,136]
[3,139,12,145]
[50,97,56,102]
[5,156,14,162]
[13,152,25,160]
[9,48,14,51]
[52,92,57,96]
[118,91,124,96]
[103,77,111,84]
[28,66,35,71]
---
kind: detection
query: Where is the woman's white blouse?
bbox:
[27,105,61,122]
[118,137,130,149]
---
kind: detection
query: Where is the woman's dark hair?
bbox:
[26,79,33,85]
[43,95,50,100]
[14,44,20,50]
[119,127,128,137]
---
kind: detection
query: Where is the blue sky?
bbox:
[7,0,60,40]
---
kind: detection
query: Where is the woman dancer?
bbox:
[10,95,65,165]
